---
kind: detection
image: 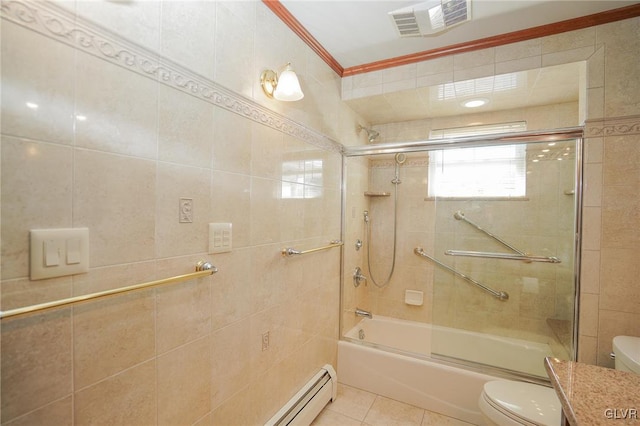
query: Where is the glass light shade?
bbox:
[273,65,304,101]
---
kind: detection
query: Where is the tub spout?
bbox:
[355,308,372,319]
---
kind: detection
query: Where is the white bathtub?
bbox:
[338,315,554,425]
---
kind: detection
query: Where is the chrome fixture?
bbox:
[260,63,304,101]
[391,152,406,184]
[353,267,367,287]
[414,247,509,301]
[355,308,372,319]
[453,210,526,255]
[355,239,362,251]
[445,250,561,263]
[451,210,560,263]
[357,125,380,142]
[364,151,405,288]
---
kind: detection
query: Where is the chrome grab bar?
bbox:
[0,261,218,320]
[414,248,509,301]
[452,211,561,263]
[453,210,526,255]
[445,250,561,263]
[281,240,343,257]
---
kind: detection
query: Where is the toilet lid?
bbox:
[483,381,562,426]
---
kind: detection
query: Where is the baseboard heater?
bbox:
[265,364,337,426]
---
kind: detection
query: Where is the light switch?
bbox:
[30,228,89,280]
[209,223,232,253]
[66,238,82,264]
[44,239,61,266]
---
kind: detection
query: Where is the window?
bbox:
[428,122,527,198]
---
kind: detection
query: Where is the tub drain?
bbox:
[358,329,365,340]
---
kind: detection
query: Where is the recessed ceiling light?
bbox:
[462,98,488,108]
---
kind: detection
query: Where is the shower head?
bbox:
[453,211,465,220]
[357,125,380,142]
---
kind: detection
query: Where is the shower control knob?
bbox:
[353,267,367,287]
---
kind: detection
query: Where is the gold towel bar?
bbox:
[281,240,343,257]
[0,261,217,320]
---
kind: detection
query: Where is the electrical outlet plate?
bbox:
[209,223,232,253]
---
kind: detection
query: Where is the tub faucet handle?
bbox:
[353,267,367,287]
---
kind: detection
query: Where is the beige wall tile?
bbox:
[73,291,155,389]
[213,108,252,174]
[584,137,604,163]
[599,248,640,314]
[581,207,602,251]
[1,137,73,279]
[4,396,72,426]
[155,162,211,257]
[579,249,601,295]
[601,185,640,249]
[0,22,75,145]
[76,0,161,51]
[577,335,598,364]
[73,149,156,267]
[1,276,71,311]
[160,1,217,79]
[213,2,256,98]
[603,135,640,187]
[74,52,159,159]
[495,39,542,62]
[211,385,256,426]
[541,28,596,54]
[157,337,212,425]
[158,85,215,168]
[542,46,595,68]
[210,170,251,248]
[74,361,156,425]
[579,293,599,337]
[582,163,603,207]
[250,177,281,245]
[1,310,72,422]
[211,319,252,408]
[156,278,212,354]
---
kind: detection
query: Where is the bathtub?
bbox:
[338,315,554,425]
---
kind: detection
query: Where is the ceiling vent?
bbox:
[389,0,471,37]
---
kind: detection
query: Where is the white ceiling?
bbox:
[280,0,637,68]
[278,0,637,124]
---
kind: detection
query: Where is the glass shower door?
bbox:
[426,138,580,379]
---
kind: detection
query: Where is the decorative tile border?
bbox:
[585,115,640,137]
[0,0,343,154]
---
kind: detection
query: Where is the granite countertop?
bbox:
[544,357,640,425]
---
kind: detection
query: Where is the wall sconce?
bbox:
[260,63,304,101]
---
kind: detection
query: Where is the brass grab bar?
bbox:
[445,250,561,263]
[281,240,343,257]
[414,248,509,301]
[0,261,217,320]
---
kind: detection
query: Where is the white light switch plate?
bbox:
[30,228,89,280]
[209,223,232,253]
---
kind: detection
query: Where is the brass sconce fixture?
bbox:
[260,63,304,101]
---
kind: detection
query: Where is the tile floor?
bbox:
[311,383,475,426]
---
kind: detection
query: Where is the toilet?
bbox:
[479,335,640,426]
[478,380,561,426]
[613,335,640,374]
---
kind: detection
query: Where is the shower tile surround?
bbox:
[0,1,638,425]
[344,17,640,370]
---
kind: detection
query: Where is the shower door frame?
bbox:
[340,126,584,378]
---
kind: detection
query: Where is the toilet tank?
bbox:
[613,336,640,374]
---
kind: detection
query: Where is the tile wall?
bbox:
[0,1,365,424]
